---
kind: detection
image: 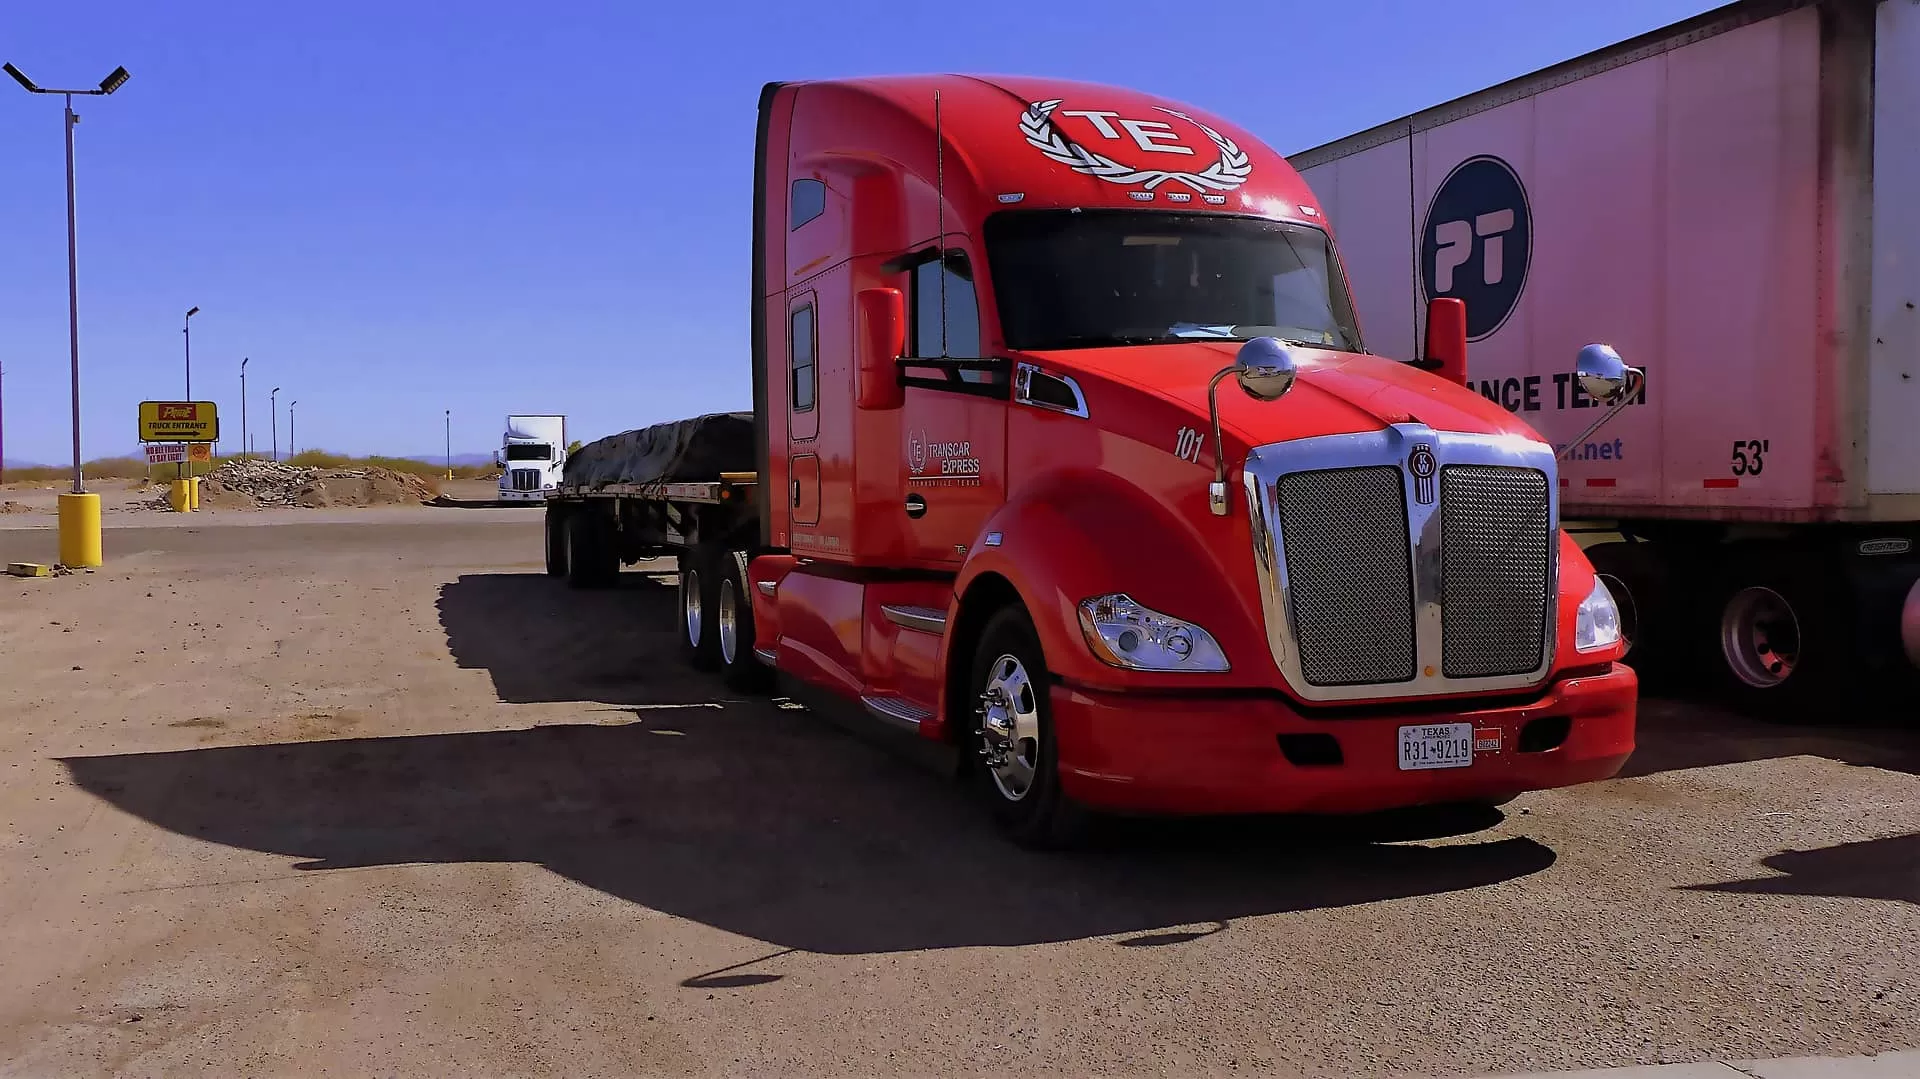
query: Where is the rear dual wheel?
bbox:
[564,509,619,589]
[678,544,771,691]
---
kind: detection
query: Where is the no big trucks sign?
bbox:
[138,401,220,444]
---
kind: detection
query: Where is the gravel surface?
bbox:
[0,518,1913,1077]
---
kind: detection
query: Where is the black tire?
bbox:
[1584,540,1682,688]
[544,507,569,578]
[717,548,773,692]
[967,605,1090,849]
[677,545,723,671]
[1710,551,1852,721]
[565,509,618,590]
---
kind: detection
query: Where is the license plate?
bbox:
[1397,722,1474,771]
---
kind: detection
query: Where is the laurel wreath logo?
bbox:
[1019,99,1253,193]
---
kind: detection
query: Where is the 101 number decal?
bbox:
[1174,426,1204,463]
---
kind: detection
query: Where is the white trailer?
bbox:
[1289,0,1920,713]
[499,414,567,502]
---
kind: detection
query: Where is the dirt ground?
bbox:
[0,515,1915,1078]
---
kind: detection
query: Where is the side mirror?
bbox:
[856,286,906,410]
[1233,336,1298,401]
[1576,343,1638,404]
[1420,296,1469,387]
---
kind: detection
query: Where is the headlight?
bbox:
[1076,593,1229,673]
[1574,576,1622,653]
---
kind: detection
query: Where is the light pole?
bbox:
[5,61,130,568]
[183,306,198,398]
[270,386,280,462]
[445,409,452,481]
[0,359,6,487]
[240,357,249,461]
[289,400,297,458]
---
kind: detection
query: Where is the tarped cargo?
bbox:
[562,411,756,491]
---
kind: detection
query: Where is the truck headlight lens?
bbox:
[1077,593,1229,672]
[1574,576,1622,653]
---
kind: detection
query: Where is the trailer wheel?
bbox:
[717,549,772,692]
[1712,554,1850,720]
[968,605,1089,849]
[677,545,723,671]
[1583,541,1682,687]
[565,510,618,590]
[544,507,569,578]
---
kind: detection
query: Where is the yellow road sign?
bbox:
[138,401,219,443]
[188,443,213,463]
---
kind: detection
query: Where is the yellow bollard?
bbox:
[168,478,192,512]
[187,476,200,510]
[57,492,102,568]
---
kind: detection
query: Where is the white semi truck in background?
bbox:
[498,414,567,502]
[1289,0,1920,715]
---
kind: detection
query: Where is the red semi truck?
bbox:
[546,73,1643,846]
[1289,0,1920,715]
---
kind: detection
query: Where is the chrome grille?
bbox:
[1440,465,1552,678]
[1275,465,1416,686]
[511,468,541,491]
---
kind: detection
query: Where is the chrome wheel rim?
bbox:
[683,568,703,648]
[1720,585,1800,688]
[718,577,739,665]
[977,652,1040,802]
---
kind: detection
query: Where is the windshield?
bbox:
[505,443,551,462]
[982,210,1363,353]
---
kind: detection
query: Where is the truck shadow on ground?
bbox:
[1622,696,1920,780]
[57,574,1557,956]
[1684,832,1920,907]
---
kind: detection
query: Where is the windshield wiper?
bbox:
[1030,333,1179,348]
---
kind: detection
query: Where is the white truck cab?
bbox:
[498,414,566,502]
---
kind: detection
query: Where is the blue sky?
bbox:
[0,0,1717,464]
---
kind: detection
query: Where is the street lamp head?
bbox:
[4,62,39,93]
[98,66,130,95]
[185,305,199,319]
[241,356,249,369]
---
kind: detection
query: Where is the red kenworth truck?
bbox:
[545,74,1644,846]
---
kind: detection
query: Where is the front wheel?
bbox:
[968,605,1089,849]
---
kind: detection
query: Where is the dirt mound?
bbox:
[0,500,36,515]
[199,460,436,508]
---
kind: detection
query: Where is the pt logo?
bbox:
[1421,155,1531,341]
[1408,444,1437,505]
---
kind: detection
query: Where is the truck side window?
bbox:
[790,304,816,412]
[790,179,825,231]
[911,251,983,380]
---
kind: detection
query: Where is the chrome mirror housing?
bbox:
[1576,343,1632,404]
[1235,337,1298,402]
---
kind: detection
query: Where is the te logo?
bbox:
[1420,155,1531,341]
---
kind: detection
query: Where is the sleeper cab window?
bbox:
[790,179,825,231]
[911,252,984,382]
[790,305,816,412]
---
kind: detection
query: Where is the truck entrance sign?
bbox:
[138,401,219,443]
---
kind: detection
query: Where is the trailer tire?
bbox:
[1711,552,1851,721]
[565,510,618,590]
[717,549,772,692]
[677,545,723,672]
[968,605,1090,849]
[1583,540,1683,687]
[544,507,569,578]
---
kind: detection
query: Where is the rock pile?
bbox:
[134,460,440,510]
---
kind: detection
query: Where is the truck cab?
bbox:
[499,414,566,501]
[720,75,1640,845]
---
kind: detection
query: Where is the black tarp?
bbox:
[562,411,757,491]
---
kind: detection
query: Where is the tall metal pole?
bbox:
[240,357,249,461]
[270,386,280,462]
[445,409,451,481]
[0,359,6,487]
[63,95,82,494]
[289,401,296,458]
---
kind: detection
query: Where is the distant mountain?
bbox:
[400,453,499,468]
[2,459,50,471]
